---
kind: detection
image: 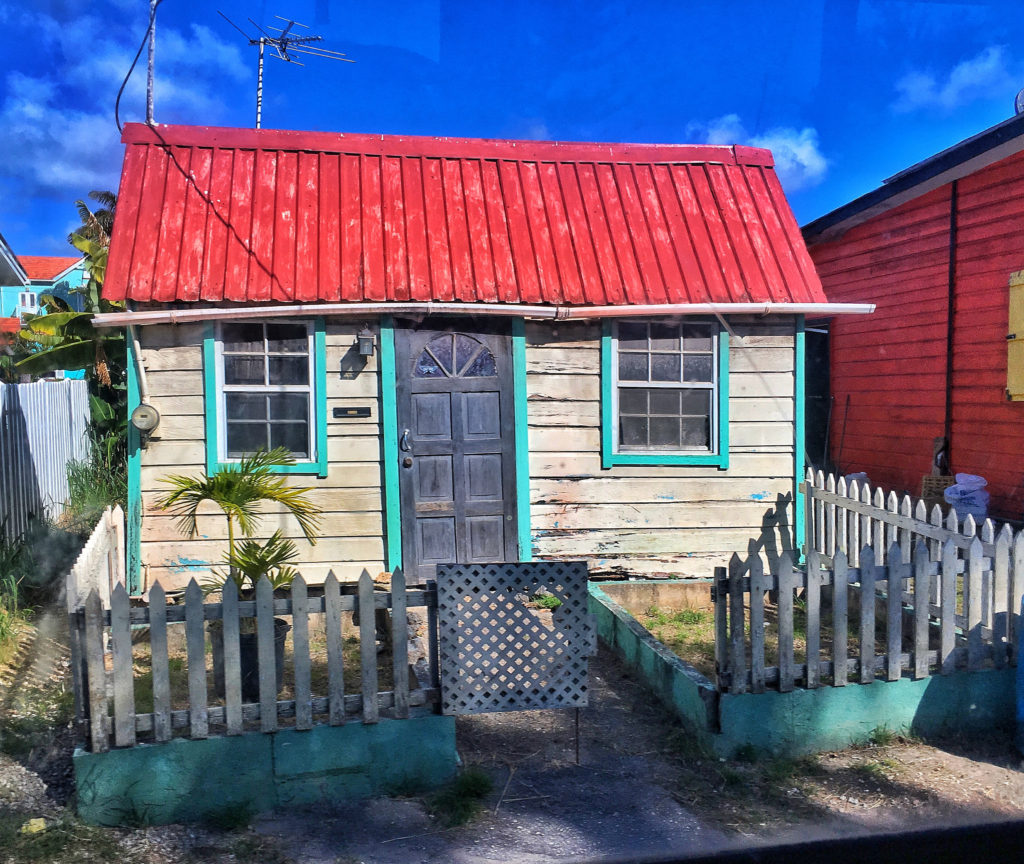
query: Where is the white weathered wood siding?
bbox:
[137,321,384,591]
[526,317,797,578]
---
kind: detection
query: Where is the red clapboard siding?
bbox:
[811,147,1024,519]
[104,123,825,307]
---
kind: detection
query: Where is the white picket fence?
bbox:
[0,379,90,539]
[66,506,125,720]
[71,568,440,753]
[712,538,1019,695]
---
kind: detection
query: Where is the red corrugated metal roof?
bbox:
[20,256,80,281]
[105,123,825,306]
[0,317,20,334]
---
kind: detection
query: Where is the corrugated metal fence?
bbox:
[0,379,90,539]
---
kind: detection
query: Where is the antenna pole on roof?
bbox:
[218,10,354,130]
[146,0,159,124]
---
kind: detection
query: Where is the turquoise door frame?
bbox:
[378,316,531,572]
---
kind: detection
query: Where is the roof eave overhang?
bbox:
[803,113,1024,245]
[93,301,875,328]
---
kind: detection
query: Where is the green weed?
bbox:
[427,766,494,827]
[0,811,122,862]
[531,592,562,610]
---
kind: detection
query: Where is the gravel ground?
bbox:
[3,612,1024,863]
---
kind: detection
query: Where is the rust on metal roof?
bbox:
[105,123,825,306]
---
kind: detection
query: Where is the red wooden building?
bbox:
[804,113,1024,520]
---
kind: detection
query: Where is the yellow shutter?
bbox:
[1008,270,1024,400]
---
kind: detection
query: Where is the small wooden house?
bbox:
[804,113,1024,520]
[98,123,869,592]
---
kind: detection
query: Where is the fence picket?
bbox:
[778,553,795,693]
[966,538,984,671]
[861,484,873,564]
[805,549,821,689]
[713,566,729,690]
[84,590,109,753]
[860,546,876,684]
[324,572,345,725]
[184,580,208,739]
[886,543,904,682]
[941,540,957,674]
[256,576,277,733]
[837,476,849,560]
[913,543,930,679]
[899,495,913,563]
[815,469,826,554]
[748,557,766,693]
[849,481,861,566]
[873,488,886,561]
[833,550,849,687]
[110,583,135,748]
[148,582,172,742]
[221,579,242,734]
[358,569,380,723]
[994,527,1011,668]
[391,568,410,719]
[728,554,747,695]
[826,473,837,558]
[1012,534,1024,663]
[981,520,995,631]
[292,575,312,730]
[930,505,944,607]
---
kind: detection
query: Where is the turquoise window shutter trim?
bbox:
[379,316,402,571]
[126,330,142,594]
[203,319,328,476]
[512,319,532,561]
[600,319,730,468]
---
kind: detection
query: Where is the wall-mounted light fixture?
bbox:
[357,325,375,357]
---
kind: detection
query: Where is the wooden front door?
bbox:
[395,321,519,583]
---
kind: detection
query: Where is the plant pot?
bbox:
[209,618,291,702]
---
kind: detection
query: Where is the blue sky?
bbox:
[2,0,1023,255]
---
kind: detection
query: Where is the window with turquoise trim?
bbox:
[204,319,328,477]
[601,319,729,468]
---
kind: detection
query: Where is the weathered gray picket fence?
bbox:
[72,569,439,753]
[712,540,1020,694]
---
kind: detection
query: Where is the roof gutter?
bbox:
[93,301,874,328]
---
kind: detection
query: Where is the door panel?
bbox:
[396,320,518,582]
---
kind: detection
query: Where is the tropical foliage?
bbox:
[156,448,322,593]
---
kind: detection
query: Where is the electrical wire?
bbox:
[115,0,164,133]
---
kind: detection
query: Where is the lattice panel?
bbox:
[436,561,594,715]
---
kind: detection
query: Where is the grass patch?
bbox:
[638,606,716,678]
[0,811,123,863]
[427,766,494,827]
[531,592,562,611]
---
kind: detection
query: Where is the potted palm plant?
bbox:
[156,448,322,700]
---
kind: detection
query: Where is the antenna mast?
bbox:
[219,12,354,129]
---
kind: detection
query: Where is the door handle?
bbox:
[400,428,411,451]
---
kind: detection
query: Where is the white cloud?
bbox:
[892,46,1015,114]
[687,114,828,192]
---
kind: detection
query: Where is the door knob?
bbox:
[403,456,413,468]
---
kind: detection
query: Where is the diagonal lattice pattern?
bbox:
[436,561,593,715]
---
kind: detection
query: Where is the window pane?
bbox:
[618,322,647,351]
[455,335,481,373]
[619,416,648,447]
[683,355,714,382]
[650,416,681,447]
[270,422,309,458]
[682,324,713,351]
[268,356,309,385]
[266,323,308,353]
[619,389,647,414]
[415,350,445,378]
[226,422,268,457]
[649,323,680,351]
[651,354,681,382]
[618,352,648,381]
[649,389,680,414]
[268,393,309,421]
[222,323,264,353]
[226,393,266,420]
[224,356,265,385]
[464,348,496,377]
[426,335,454,374]
[681,417,710,447]
[680,390,711,415]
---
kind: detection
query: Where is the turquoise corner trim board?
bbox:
[379,317,402,571]
[202,319,328,477]
[794,316,806,555]
[125,332,142,595]
[600,319,729,468]
[512,319,531,561]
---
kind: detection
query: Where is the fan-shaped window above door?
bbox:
[414,333,497,378]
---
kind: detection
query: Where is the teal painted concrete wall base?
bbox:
[590,584,1016,758]
[74,715,457,826]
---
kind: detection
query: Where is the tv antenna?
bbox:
[219,12,354,129]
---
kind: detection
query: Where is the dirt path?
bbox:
[3,616,1024,863]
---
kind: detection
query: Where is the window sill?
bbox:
[602,451,729,469]
[207,459,328,478]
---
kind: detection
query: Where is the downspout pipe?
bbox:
[94,301,875,328]
[127,324,150,404]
